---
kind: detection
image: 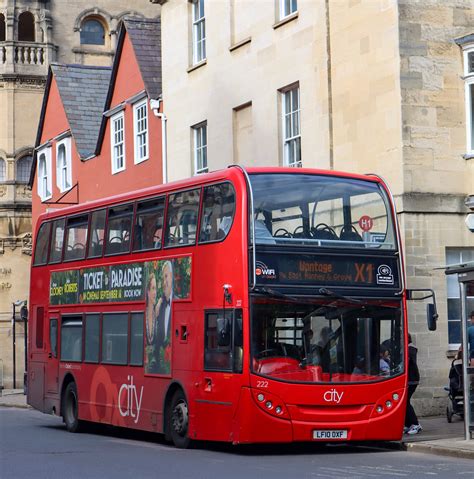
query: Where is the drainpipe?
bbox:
[150,98,168,184]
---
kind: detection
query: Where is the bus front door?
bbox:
[45,316,59,394]
[194,309,244,442]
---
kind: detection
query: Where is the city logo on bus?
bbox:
[255,261,276,279]
[323,388,344,404]
[118,375,143,424]
[376,264,394,285]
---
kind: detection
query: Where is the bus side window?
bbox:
[60,316,83,362]
[133,197,165,251]
[33,222,52,266]
[165,189,200,247]
[49,318,58,358]
[49,219,65,264]
[105,204,133,255]
[64,214,89,261]
[87,209,106,258]
[199,182,236,244]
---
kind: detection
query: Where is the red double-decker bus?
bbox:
[28,166,411,447]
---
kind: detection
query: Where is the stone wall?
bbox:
[398,0,474,414]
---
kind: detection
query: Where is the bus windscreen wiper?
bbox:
[252,287,298,302]
[318,287,361,304]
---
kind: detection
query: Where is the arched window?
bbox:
[0,158,6,182]
[0,14,6,42]
[18,11,35,42]
[80,18,105,45]
[16,155,32,183]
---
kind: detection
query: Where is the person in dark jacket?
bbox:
[405,333,422,435]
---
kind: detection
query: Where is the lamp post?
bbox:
[11,300,27,392]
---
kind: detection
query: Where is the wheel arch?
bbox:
[162,380,188,440]
[60,373,77,417]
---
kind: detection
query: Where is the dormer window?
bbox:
[56,137,72,192]
[37,146,52,201]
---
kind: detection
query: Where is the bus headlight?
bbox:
[252,389,289,419]
[392,393,399,401]
[376,405,383,413]
[385,400,392,408]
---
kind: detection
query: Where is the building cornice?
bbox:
[395,192,469,215]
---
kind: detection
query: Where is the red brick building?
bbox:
[31,18,163,227]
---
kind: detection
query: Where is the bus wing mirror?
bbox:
[20,304,28,322]
[217,317,231,347]
[426,303,438,331]
[407,288,438,331]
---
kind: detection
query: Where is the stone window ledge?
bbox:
[273,12,298,30]
[463,153,474,160]
[229,37,251,52]
[187,59,207,74]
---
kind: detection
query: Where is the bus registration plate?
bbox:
[313,430,348,440]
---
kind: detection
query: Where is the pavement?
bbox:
[1,388,473,459]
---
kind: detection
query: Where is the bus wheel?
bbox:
[168,389,190,448]
[63,382,82,433]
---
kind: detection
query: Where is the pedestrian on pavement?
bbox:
[405,333,422,435]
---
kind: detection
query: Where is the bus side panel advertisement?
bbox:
[49,256,192,305]
[255,253,399,289]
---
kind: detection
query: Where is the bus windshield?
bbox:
[251,297,403,383]
[249,173,396,250]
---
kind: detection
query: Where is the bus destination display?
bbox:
[255,253,399,289]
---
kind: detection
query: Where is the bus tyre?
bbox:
[63,382,81,433]
[168,389,190,448]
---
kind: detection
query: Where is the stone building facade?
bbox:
[154,0,473,414]
[0,0,158,389]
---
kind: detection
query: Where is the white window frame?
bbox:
[463,45,474,155]
[282,85,302,167]
[133,99,149,164]
[192,122,208,175]
[192,0,206,64]
[446,248,474,349]
[279,0,298,20]
[37,146,52,201]
[56,136,72,193]
[111,111,125,174]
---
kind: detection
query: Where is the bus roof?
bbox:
[35,166,384,224]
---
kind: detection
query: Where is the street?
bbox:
[1,407,473,479]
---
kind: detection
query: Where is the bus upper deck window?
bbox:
[49,218,65,264]
[33,222,52,266]
[87,209,106,258]
[105,204,133,255]
[165,189,201,247]
[133,197,165,251]
[64,214,89,261]
[199,183,236,244]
